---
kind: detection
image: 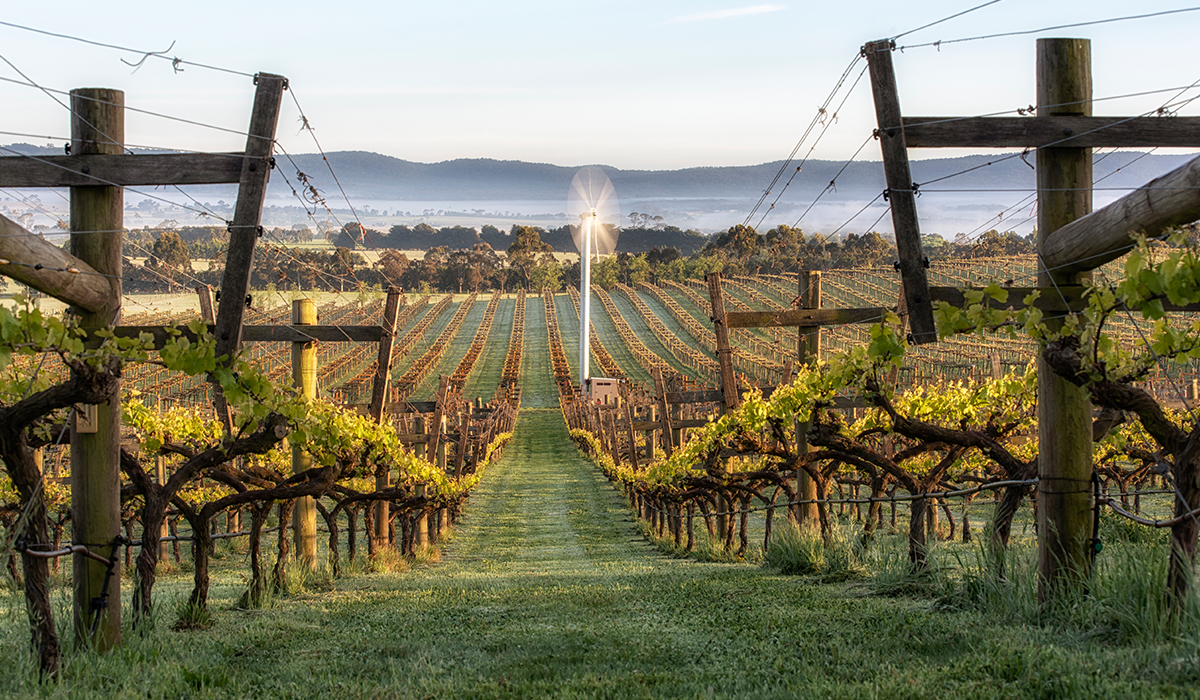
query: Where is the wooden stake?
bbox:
[291,299,318,571]
[864,39,936,344]
[196,285,215,324]
[69,87,124,650]
[0,214,113,312]
[794,270,820,528]
[368,287,403,551]
[211,74,286,432]
[654,368,674,457]
[707,273,740,412]
[1036,38,1095,601]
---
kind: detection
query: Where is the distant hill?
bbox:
[3,141,1189,201]
[2,142,1194,236]
[264,150,1194,202]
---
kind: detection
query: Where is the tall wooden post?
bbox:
[291,299,318,570]
[368,288,403,553]
[794,270,821,528]
[69,87,124,649]
[211,74,286,433]
[1036,38,1094,600]
[864,40,936,344]
[707,273,740,412]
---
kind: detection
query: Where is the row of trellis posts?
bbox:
[0,71,520,649]
[570,37,1200,602]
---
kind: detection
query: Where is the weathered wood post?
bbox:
[706,273,740,412]
[864,40,936,343]
[291,299,318,571]
[653,368,674,456]
[794,270,821,528]
[415,483,429,549]
[1036,38,1095,600]
[69,87,124,649]
[645,406,657,462]
[155,454,169,561]
[210,73,286,433]
[368,288,403,553]
[197,285,215,324]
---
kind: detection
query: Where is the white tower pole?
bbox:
[579,215,592,392]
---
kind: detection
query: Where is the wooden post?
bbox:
[707,273,740,412]
[368,287,403,553]
[69,87,123,650]
[794,270,821,528]
[211,74,286,432]
[291,299,318,571]
[196,285,215,324]
[621,404,638,470]
[436,416,448,471]
[1036,38,1094,601]
[654,368,674,456]
[454,412,469,477]
[415,483,429,548]
[426,377,450,464]
[864,40,936,344]
[646,406,657,462]
[155,455,169,561]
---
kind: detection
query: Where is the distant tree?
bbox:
[470,243,501,292]
[529,254,563,292]
[291,223,314,243]
[444,250,478,293]
[437,225,481,250]
[706,224,761,260]
[626,254,651,286]
[480,224,507,249]
[616,252,651,286]
[507,226,553,289]
[592,256,620,289]
[966,229,1035,258]
[334,223,361,250]
[376,249,410,286]
[148,230,192,271]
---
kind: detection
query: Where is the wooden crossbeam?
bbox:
[662,389,862,409]
[0,152,244,188]
[930,285,1200,314]
[725,307,891,329]
[902,116,1200,149]
[109,324,383,348]
[665,390,724,404]
[344,401,439,414]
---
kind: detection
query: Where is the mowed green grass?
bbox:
[2,408,1197,698]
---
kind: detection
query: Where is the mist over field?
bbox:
[2,143,1190,239]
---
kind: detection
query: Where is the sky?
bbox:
[1,1,1199,171]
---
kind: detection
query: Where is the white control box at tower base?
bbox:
[586,377,620,405]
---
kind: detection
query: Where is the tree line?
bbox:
[117,222,1037,295]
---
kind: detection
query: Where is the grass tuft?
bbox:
[172,599,214,631]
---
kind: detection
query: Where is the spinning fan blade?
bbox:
[567,166,621,256]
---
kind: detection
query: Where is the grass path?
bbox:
[103,408,1176,699]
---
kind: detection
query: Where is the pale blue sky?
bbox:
[2,1,1198,170]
